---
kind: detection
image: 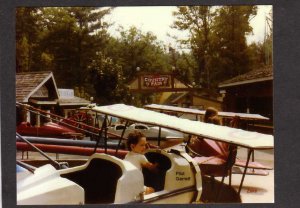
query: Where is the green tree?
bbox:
[88,52,130,104]
[172,6,215,88]
[168,46,194,84]
[16,36,30,72]
[107,26,170,82]
[36,7,112,90]
[246,42,266,69]
[246,9,272,70]
[67,7,112,86]
[172,6,258,89]
[263,9,273,66]
[16,8,40,72]
[212,6,257,81]
[37,7,78,87]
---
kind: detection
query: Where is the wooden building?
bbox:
[127,71,222,110]
[16,71,90,126]
[57,88,91,118]
[218,66,273,132]
[161,91,222,111]
[16,71,60,125]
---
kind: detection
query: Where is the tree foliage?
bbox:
[16,6,272,105]
[35,7,112,88]
[16,8,40,72]
[16,7,171,105]
[172,6,215,87]
[88,52,130,104]
[172,6,265,89]
[212,6,257,81]
[107,26,170,82]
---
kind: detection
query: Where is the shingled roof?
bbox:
[219,66,273,88]
[16,71,59,102]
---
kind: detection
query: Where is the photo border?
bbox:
[1,0,299,207]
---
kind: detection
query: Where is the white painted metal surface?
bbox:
[17,164,84,205]
[144,104,269,120]
[92,104,273,149]
[17,151,201,204]
[59,153,145,204]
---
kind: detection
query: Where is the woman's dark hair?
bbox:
[203,107,218,123]
[127,131,146,151]
[207,115,222,125]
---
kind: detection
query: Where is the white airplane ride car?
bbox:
[17,104,274,205]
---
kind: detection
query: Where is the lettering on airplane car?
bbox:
[246,188,258,193]
[176,171,191,181]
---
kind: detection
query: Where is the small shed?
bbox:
[16,71,90,125]
[16,71,59,125]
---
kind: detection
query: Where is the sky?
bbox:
[105,5,272,50]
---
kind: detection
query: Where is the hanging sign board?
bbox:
[143,75,171,88]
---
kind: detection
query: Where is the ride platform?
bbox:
[17,146,274,204]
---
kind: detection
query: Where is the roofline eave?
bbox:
[218,77,273,88]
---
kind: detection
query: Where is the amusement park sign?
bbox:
[143,75,171,87]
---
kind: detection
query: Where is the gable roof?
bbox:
[163,91,221,105]
[219,66,273,88]
[16,71,59,102]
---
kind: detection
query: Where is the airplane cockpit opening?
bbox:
[61,158,122,204]
[143,151,172,192]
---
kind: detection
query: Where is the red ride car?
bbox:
[16,122,84,140]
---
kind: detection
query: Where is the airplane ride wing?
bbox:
[92,104,273,149]
[144,104,269,120]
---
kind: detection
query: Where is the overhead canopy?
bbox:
[144,104,269,121]
[91,104,273,149]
